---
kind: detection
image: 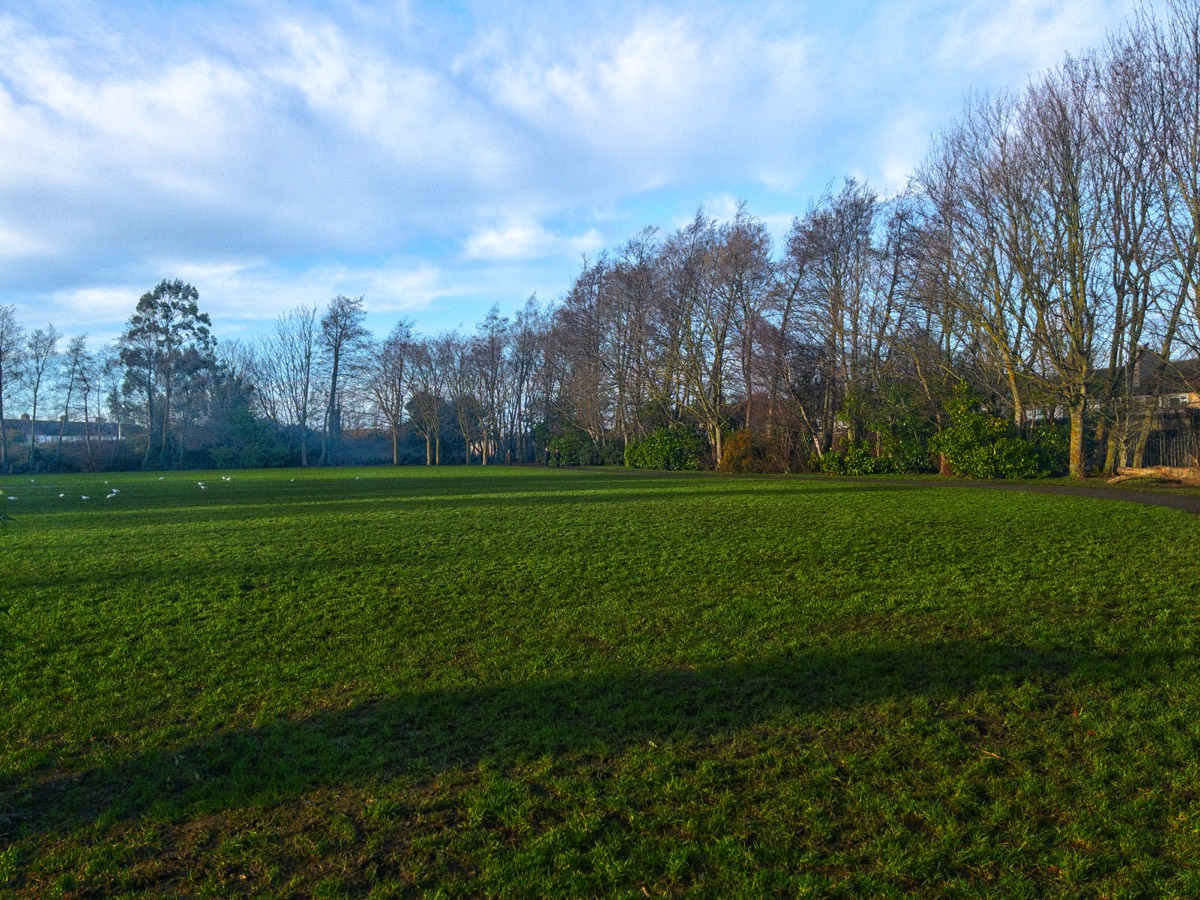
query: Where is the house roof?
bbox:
[1093,355,1200,396]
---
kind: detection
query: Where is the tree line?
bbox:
[2,1,1199,477]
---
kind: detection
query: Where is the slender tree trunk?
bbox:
[0,397,8,473]
[142,386,155,469]
[1069,399,1087,478]
[160,375,172,469]
[1102,420,1121,476]
[82,392,93,462]
[1131,402,1156,468]
[28,393,38,471]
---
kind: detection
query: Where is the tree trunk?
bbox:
[1131,402,1156,468]
[1068,400,1087,479]
[159,375,172,469]
[1102,420,1120,477]
[0,397,7,473]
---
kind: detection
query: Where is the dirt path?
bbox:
[879,478,1200,516]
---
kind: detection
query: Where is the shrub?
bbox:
[548,429,594,466]
[718,430,771,473]
[596,441,626,467]
[929,384,1068,479]
[817,441,887,476]
[625,427,703,471]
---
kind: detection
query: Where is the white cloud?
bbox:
[471,10,820,193]
[463,220,603,261]
[0,0,1159,341]
[0,222,52,259]
[938,0,1129,76]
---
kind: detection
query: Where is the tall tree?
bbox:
[714,202,773,430]
[23,325,60,471]
[318,295,369,466]
[407,337,448,466]
[508,295,547,461]
[474,306,510,465]
[663,211,728,460]
[365,320,413,465]
[443,331,480,465]
[265,305,321,466]
[0,306,25,473]
[1017,58,1109,477]
[120,280,214,468]
[55,334,90,464]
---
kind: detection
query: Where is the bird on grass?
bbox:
[0,514,11,526]
[81,496,90,500]
[7,496,18,502]
[197,482,206,490]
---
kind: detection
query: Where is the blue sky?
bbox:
[0,0,1160,347]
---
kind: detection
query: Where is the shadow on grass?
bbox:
[2,640,1179,841]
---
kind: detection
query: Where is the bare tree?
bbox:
[1015,58,1109,477]
[714,202,773,431]
[788,180,891,450]
[318,295,369,466]
[918,94,1036,429]
[24,325,60,470]
[442,331,480,464]
[474,306,509,465]
[54,334,90,465]
[265,305,321,466]
[365,320,414,465]
[1151,0,1200,358]
[508,295,547,461]
[0,306,25,473]
[553,256,613,449]
[662,211,730,460]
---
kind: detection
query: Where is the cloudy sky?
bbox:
[0,0,1160,347]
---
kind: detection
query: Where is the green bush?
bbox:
[596,441,626,467]
[876,414,935,474]
[817,441,887,476]
[625,427,703,471]
[548,429,594,466]
[930,384,1068,479]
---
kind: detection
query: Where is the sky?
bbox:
[0,0,1164,348]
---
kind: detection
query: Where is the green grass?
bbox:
[2,466,1199,896]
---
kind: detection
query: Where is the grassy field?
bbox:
[2,466,1200,897]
